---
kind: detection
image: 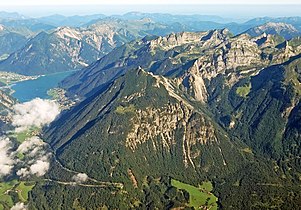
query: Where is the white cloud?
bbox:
[16,136,51,177]
[10,202,27,210]
[72,173,88,183]
[29,159,50,177]
[17,136,44,154]
[16,168,30,177]
[17,154,51,178]
[12,98,60,132]
[0,135,52,178]
[0,137,15,177]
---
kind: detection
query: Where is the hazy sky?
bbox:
[1,0,300,5]
[1,1,300,21]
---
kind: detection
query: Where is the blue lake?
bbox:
[12,71,76,102]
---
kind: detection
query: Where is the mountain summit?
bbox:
[246,22,301,39]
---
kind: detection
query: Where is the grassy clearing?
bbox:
[16,182,35,202]
[16,152,25,160]
[9,127,41,143]
[0,128,38,209]
[236,83,251,98]
[47,89,59,99]
[47,88,64,100]
[0,180,18,209]
[115,105,135,114]
[171,179,218,209]
[0,181,35,209]
[15,132,31,143]
[199,181,213,192]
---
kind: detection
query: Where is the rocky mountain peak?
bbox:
[138,17,153,23]
[199,29,230,48]
[246,22,301,39]
[201,29,230,41]
[45,65,239,185]
[54,26,82,40]
[263,22,298,33]
[180,60,209,103]
[149,31,206,50]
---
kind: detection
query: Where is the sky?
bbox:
[0,0,300,21]
[0,0,300,5]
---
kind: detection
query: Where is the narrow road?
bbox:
[50,159,124,189]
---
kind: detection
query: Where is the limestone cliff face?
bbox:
[200,29,230,48]
[176,32,264,102]
[223,34,262,68]
[0,90,14,110]
[118,70,220,169]
[195,37,262,77]
[148,29,229,51]
[53,27,90,68]
[178,60,208,103]
[149,31,207,51]
[191,31,301,80]
[125,102,217,168]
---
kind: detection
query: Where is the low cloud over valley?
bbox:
[12,98,60,132]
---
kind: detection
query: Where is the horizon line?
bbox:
[2,3,301,6]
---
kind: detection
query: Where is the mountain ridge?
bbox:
[245,22,301,39]
[0,19,169,75]
[61,29,301,100]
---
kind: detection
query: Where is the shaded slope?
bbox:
[0,33,27,57]
[46,68,248,182]
[39,68,300,209]
[206,53,301,170]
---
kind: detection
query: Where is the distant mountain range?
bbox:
[113,11,228,23]
[0,18,189,75]
[246,22,301,39]
[37,14,106,27]
[1,12,301,75]
[0,24,299,75]
[245,16,301,31]
[0,11,27,20]
[0,25,28,58]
